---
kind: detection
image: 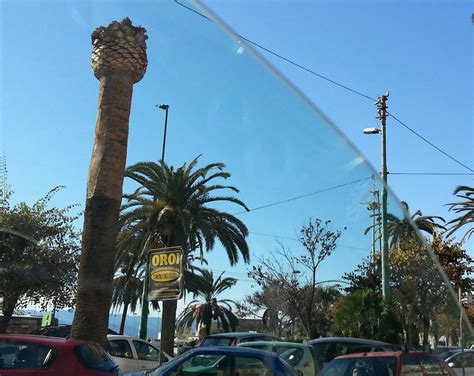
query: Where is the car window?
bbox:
[109,339,133,359]
[171,354,229,375]
[75,343,118,372]
[202,337,234,346]
[132,340,160,361]
[234,356,269,375]
[0,341,54,370]
[401,356,424,375]
[322,357,397,376]
[449,352,474,368]
[279,348,304,367]
[420,355,445,376]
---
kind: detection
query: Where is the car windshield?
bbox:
[0,0,471,369]
[201,337,234,347]
[321,356,398,376]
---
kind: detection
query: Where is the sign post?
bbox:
[147,247,184,366]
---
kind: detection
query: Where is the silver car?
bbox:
[107,335,172,373]
[445,350,474,376]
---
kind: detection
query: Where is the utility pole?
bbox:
[367,176,381,263]
[377,93,390,301]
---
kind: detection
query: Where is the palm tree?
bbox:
[446,185,474,241]
[176,270,239,336]
[365,201,445,249]
[111,275,143,334]
[71,18,148,347]
[121,156,249,355]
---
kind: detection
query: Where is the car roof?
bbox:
[185,346,282,358]
[0,334,92,347]
[107,334,144,340]
[307,337,392,346]
[334,351,439,360]
[204,332,278,339]
[238,341,310,348]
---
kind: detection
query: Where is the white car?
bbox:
[107,334,172,373]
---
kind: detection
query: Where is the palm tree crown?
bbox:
[366,201,445,249]
[121,156,250,264]
[176,270,239,336]
[446,185,474,241]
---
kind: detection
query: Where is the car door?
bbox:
[132,339,161,371]
[108,338,139,373]
[0,340,51,375]
[447,352,474,376]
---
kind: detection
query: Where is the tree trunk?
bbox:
[70,18,147,349]
[0,294,19,333]
[161,300,178,356]
[119,300,130,335]
[70,74,133,348]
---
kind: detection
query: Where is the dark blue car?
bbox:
[123,346,299,376]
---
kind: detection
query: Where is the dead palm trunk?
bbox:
[70,18,147,347]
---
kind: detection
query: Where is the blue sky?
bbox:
[1,0,472,319]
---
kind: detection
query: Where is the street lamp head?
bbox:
[156,104,169,110]
[363,127,381,135]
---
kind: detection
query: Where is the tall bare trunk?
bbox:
[119,300,130,335]
[161,300,178,356]
[0,294,19,333]
[71,18,147,348]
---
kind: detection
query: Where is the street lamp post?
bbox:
[157,104,169,161]
[138,104,170,340]
[363,93,390,301]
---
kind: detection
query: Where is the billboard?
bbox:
[147,247,184,301]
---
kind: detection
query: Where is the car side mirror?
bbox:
[447,362,454,368]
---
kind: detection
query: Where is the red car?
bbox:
[0,334,119,375]
[320,351,455,376]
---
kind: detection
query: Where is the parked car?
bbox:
[107,335,172,373]
[306,337,398,369]
[0,334,119,375]
[445,349,474,375]
[434,347,463,360]
[31,324,119,338]
[320,351,454,376]
[200,332,281,347]
[238,340,320,376]
[123,346,299,376]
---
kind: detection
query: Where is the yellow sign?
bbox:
[147,247,183,301]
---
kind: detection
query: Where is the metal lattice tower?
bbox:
[0,153,7,208]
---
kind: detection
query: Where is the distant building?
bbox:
[462,294,474,306]
[237,318,265,332]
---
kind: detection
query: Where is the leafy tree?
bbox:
[446,185,474,241]
[365,202,445,249]
[236,281,294,337]
[0,187,80,333]
[176,270,239,336]
[244,219,344,339]
[333,288,383,339]
[121,157,249,355]
[343,256,380,294]
[390,237,454,346]
[430,233,473,291]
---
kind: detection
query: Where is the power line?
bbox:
[174,0,375,102]
[175,0,473,174]
[235,177,371,215]
[249,231,369,251]
[390,172,474,176]
[387,112,474,173]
